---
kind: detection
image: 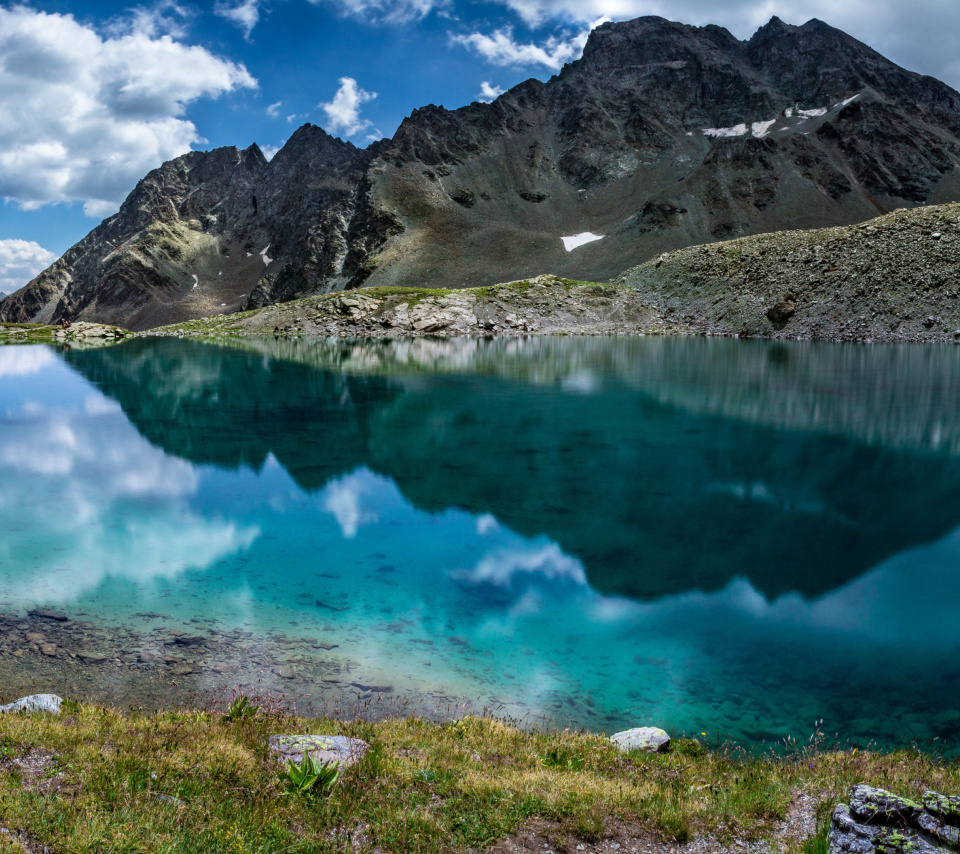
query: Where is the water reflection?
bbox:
[66,337,960,600]
[0,352,257,603]
[0,337,958,750]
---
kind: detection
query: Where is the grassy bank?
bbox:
[1,700,958,854]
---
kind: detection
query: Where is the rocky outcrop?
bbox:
[620,201,960,342]
[829,784,960,854]
[146,276,662,338]
[5,15,960,330]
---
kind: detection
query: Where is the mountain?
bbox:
[6,15,960,330]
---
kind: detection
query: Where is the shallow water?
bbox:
[1,336,960,752]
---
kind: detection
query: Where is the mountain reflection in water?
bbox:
[0,336,958,750]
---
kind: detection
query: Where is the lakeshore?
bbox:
[1,695,958,854]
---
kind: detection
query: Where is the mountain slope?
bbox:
[5,14,960,330]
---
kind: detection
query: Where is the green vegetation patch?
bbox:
[0,702,958,853]
[0,323,58,343]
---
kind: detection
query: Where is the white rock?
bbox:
[0,694,63,714]
[610,726,671,753]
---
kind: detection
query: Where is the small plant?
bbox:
[278,755,339,799]
[362,742,385,779]
[221,694,258,722]
[540,747,585,772]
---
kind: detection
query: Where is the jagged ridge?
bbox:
[5,14,960,330]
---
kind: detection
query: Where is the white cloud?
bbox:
[215,0,262,39]
[319,77,377,137]
[313,0,448,24]
[120,0,192,39]
[0,7,256,218]
[0,239,59,295]
[266,99,283,117]
[477,81,505,102]
[261,144,282,161]
[451,22,597,70]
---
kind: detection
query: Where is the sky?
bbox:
[1,0,959,295]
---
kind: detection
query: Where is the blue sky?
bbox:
[2,0,960,294]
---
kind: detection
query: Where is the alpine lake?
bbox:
[2,334,960,754]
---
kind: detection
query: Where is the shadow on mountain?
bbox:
[65,336,960,602]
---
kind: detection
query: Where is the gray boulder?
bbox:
[849,784,922,824]
[609,726,671,753]
[829,784,960,854]
[268,735,369,769]
[0,694,62,714]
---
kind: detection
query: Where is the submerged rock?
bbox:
[609,726,671,753]
[28,608,68,622]
[0,694,63,714]
[268,735,369,769]
[828,783,960,854]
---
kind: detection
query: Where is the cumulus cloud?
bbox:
[452,22,598,70]
[319,77,378,137]
[266,100,283,117]
[477,81,505,102]
[215,0,262,39]
[483,0,960,91]
[0,239,59,296]
[0,7,256,218]
[120,0,192,39]
[313,0,448,24]
[260,144,282,161]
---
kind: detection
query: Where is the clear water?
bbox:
[2,336,960,752]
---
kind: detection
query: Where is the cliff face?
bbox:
[6,15,960,330]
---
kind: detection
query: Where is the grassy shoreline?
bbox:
[1,699,957,854]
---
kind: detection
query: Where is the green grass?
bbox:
[0,322,58,343]
[0,701,957,853]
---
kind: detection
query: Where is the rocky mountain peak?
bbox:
[5,13,960,331]
[579,15,738,73]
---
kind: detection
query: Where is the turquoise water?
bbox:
[2,336,960,751]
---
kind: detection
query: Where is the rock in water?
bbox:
[610,726,671,753]
[0,694,63,714]
[829,784,960,854]
[28,608,68,622]
[268,735,369,769]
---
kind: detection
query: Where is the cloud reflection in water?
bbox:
[0,353,258,605]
